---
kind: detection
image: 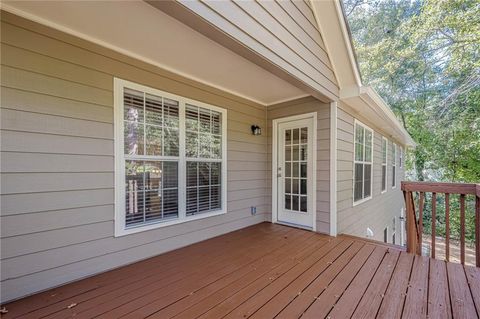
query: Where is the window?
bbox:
[392,143,397,188]
[384,227,388,243]
[399,147,403,168]
[114,79,227,236]
[381,137,388,193]
[353,121,373,204]
[392,217,396,244]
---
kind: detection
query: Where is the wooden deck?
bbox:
[2,223,480,318]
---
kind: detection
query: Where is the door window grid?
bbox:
[284,127,308,213]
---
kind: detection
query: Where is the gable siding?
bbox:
[266,97,330,234]
[169,0,339,99]
[0,12,269,302]
[336,102,406,243]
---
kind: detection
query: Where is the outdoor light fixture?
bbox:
[251,125,261,136]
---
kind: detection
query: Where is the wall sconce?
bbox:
[251,125,262,136]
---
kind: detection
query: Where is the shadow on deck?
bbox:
[2,223,479,318]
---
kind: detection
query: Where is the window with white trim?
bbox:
[115,79,226,235]
[392,143,397,188]
[354,121,373,203]
[381,137,388,193]
[399,147,403,168]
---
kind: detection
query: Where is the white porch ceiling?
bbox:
[2,0,307,105]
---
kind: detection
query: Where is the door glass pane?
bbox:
[300,196,307,212]
[293,128,299,144]
[292,195,299,211]
[301,127,308,143]
[285,163,291,177]
[292,179,299,194]
[285,195,291,210]
[285,146,291,161]
[300,145,307,161]
[292,145,299,161]
[285,129,292,145]
[293,162,299,177]
[285,178,291,193]
[301,179,307,195]
[300,163,307,178]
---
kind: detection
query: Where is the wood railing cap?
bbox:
[401,181,479,195]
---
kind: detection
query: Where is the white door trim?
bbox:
[272,112,317,231]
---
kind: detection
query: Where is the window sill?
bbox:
[353,196,372,207]
[115,209,226,237]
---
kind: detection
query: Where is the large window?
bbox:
[392,143,397,188]
[115,79,227,236]
[381,137,388,193]
[353,121,373,204]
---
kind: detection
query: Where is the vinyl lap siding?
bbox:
[266,97,330,234]
[0,12,269,302]
[173,0,339,99]
[336,102,405,243]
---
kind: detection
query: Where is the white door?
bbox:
[274,116,315,230]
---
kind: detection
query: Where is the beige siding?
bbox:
[0,12,269,302]
[266,97,330,234]
[164,0,339,99]
[336,101,406,243]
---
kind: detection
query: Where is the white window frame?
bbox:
[392,142,397,189]
[381,137,388,194]
[114,78,227,236]
[353,120,374,206]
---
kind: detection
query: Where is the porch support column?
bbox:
[329,101,338,236]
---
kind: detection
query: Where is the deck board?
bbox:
[2,223,479,319]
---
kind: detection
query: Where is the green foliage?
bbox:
[344,0,479,241]
[344,0,480,183]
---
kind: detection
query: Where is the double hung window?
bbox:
[115,79,226,236]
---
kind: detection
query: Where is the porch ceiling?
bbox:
[2,1,307,106]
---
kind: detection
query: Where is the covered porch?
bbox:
[3,223,479,318]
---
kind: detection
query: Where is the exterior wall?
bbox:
[266,97,330,234]
[157,0,339,100]
[0,12,269,302]
[336,101,406,243]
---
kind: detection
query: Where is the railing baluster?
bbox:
[445,193,450,262]
[431,192,436,259]
[418,192,424,255]
[476,193,480,267]
[460,194,465,265]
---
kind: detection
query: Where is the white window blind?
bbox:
[354,121,373,204]
[115,79,227,236]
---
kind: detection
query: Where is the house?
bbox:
[1,0,448,308]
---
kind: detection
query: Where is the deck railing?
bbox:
[402,181,480,266]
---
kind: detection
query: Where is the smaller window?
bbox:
[381,137,388,193]
[392,217,396,244]
[384,227,388,243]
[392,143,397,188]
[399,147,403,168]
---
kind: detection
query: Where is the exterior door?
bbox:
[275,116,315,229]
